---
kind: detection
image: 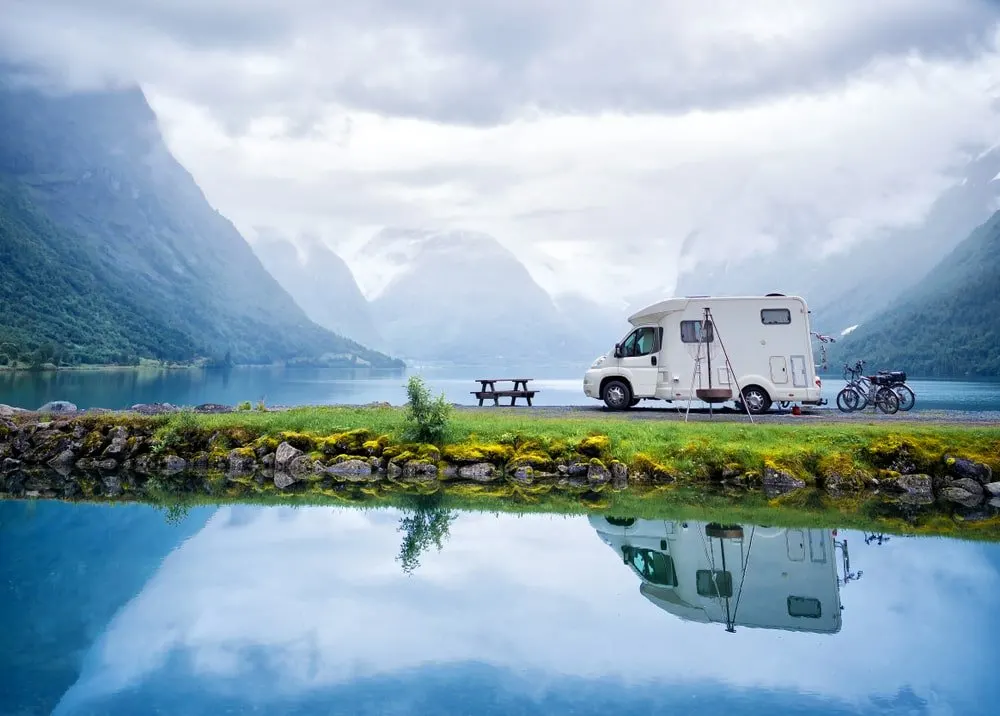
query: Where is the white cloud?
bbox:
[3,1,999,305]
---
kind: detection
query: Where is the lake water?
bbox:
[3,500,1000,715]
[2,366,999,412]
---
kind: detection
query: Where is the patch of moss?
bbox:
[577,435,611,458]
[442,442,514,464]
[510,451,555,472]
[630,453,676,483]
[384,443,441,464]
[317,429,378,456]
[277,432,316,451]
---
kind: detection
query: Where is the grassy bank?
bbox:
[152,405,1000,482]
[4,404,1000,541]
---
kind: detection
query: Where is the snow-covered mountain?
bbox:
[675,147,1000,335]
[348,228,601,365]
[251,229,381,349]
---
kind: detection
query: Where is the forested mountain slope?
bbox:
[0,70,399,368]
[831,210,1000,377]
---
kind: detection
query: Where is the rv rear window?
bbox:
[680,320,714,343]
[787,596,822,619]
[761,308,792,325]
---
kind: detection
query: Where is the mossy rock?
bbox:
[384,443,441,464]
[577,435,611,458]
[277,432,316,452]
[442,442,514,465]
[253,436,280,453]
[318,429,378,456]
[510,451,555,472]
[630,453,676,483]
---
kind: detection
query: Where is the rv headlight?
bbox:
[590,355,606,369]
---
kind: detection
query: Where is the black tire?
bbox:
[875,387,899,415]
[837,387,862,412]
[740,385,772,414]
[630,398,641,407]
[602,379,633,410]
[894,385,915,412]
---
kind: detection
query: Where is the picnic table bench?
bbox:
[471,378,538,406]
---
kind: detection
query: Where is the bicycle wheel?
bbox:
[875,387,899,414]
[894,384,915,411]
[837,388,861,412]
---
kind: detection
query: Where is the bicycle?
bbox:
[836,360,900,414]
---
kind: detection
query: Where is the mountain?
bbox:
[675,148,1000,336]
[0,68,400,369]
[251,230,382,349]
[348,228,590,365]
[831,209,1000,377]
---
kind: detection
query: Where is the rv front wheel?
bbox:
[739,385,772,414]
[602,379,633,410]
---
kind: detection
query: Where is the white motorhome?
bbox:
[589,516,843,634]
[583,294,824,413]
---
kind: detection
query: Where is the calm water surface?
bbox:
[3,500,999,715]
[1,366,998,412]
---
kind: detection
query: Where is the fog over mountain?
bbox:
[2,2,1000,367]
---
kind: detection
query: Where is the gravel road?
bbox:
[453,404,1000,426]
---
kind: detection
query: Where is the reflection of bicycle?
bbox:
[864,532,890,546]
[836,360,903,414]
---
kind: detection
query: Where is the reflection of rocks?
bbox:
[763,467,805,497]
[879,474,933,499]
[37,401,78,413]
[941,486,983,508]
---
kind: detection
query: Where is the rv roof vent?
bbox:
[765,292,785,297]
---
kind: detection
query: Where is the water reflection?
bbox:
[1,503,996,715]
[589,517,843,634]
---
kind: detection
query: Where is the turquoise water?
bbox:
[3,500,1000,715]
[1,366,998,411]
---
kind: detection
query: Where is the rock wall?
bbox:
[0,414,997,515]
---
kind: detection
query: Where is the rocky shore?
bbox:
[0,407,998,517]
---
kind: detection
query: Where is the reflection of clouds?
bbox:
[55,508,1000,714]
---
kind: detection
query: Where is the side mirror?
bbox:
[614,343,623,358]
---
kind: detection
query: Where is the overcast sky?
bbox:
[3,1,1000,303]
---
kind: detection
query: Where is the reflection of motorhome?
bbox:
[589,516,843,634]
[582,295,824,413]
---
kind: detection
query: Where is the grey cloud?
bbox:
[2,0,998,129]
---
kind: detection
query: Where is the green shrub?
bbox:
[237,400,252,412]
[402,375,452,444]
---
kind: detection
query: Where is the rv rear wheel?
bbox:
[602,379,633,410]
[739,385,772,414]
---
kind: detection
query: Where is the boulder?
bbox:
[47,449,78,471]
[940,486,983,508]
[274,471,298,489]
[763,467,806,496]
[0,404,27,417]
[945,456,993,485]
[587,462,611,485]
[274,442,302,472]
[610,461,628,489]
[402,461,438,481]
[37,401,78,413]
[227,449,256,475]
[458,462,496,482]
[102,427,130,458]
[287,455,318,477]
[102,474,123,497]
[1,457,21,474]
[160,455,187,474]
[96,458,119,471]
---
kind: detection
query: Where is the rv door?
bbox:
[618,326,660,397]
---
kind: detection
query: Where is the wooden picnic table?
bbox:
[471,378,537,406]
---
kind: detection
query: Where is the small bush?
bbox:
[237,400,252,412]
[403,375,452,444]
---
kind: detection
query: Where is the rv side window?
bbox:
[680,320,714,343]
[696,569,733,598]
[787,596,822,618]
[761,308,792,325]
[623,546,678,587]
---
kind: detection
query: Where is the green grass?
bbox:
[146,405,1000,479]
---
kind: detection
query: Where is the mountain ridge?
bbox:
[0,72,400,369]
